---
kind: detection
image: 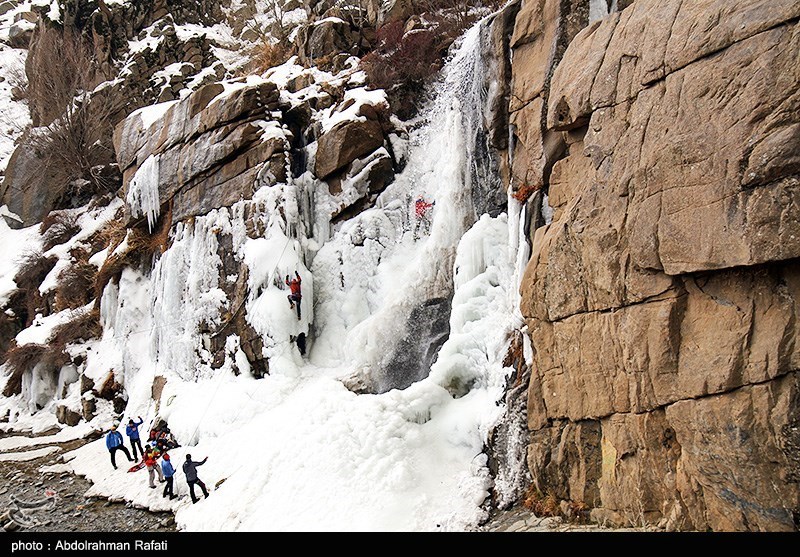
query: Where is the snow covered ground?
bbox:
[0,445,60,462]
[0,18,530,531]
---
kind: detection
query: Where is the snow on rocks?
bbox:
[0,445,60,462]
[1,13,528,533]
[0,422,95,452]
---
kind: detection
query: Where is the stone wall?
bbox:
[515,0,800,531]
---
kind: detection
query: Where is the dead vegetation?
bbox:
[95,203,172,305]
[51,309,102,349]
[11,250,59,329]
[511,182,542,204]
[20,26,122,209]
[40,211,81,252]
[521,485,590,524]
[1,308,102,398]
[245,40,293,75]
[1,342,68,398]
[54,259,97,311]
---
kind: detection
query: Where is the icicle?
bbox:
[126,155,161,232]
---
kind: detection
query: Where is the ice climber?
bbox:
[144,444,165,488]
[286,271,302,320]
[126,416,145,460]
[106,425,134,470]
[161,452,177,500]
[413,197,434,239]
[183,454,210,504]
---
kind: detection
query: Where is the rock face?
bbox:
[295,18,354,67]
[114,80,287,223]
[514,0,800,531]
[314,118,385,179]
[378,296,452,392]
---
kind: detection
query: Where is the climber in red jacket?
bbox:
[286,271,302,320]
[413,197,435,239]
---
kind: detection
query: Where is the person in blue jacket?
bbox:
[105,424,134,469]
[161,452,177,500]
[125,416,145,460]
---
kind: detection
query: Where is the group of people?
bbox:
[105,417,211,504]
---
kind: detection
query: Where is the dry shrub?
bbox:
[1,342,69,397]
[54,261,97,311]
[522,485,560,517]
[50,308,102,348]
[248,41,292,74]
[360,13,477,117]
[14,250,58,290]
[23,26,121,208]
[521,485,591,523]
[2,343,48,397]
[94,204,172,304]
[361,22,441,90]
[87,208,127,256]
[512,182,542,204]
[13,250,58,327]
[1,307,102,397]
[40,211,81,252]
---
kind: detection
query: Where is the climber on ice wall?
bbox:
[413,197,435,239]
[286,271,302,320]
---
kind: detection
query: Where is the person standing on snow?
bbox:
[286,271,302,320]
[106,425,134,470]
[183,454,210,504]
[413,197,434,239]
[125,416,145,460]
[144,444,165,488]
[161,452,177,500]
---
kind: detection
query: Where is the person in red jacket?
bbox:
[286,271,302,320]
[144,444,164,489]
[413,197,434,239]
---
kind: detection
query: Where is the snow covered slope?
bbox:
[0,10,532,531]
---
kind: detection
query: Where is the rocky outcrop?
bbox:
[295,17,354,66]
[379,296,452,392]
[314,118,385,179]
[515,0,800,531]
[506,0,588,196]
[114,80,287,223]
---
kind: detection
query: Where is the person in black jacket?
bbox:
[183,454,209,504]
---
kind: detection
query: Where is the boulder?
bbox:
[80,393,96,422]
[114,80,287,224]
[79,374,95,394]
[377,0,415,27]
[56,405,82,426]
[314,119,384,179]
[295,18,353,67]
[7,19,34,48]
[0,1,17,17]
[0,138,66,227]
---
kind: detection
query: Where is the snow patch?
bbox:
[0,446,61,462]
